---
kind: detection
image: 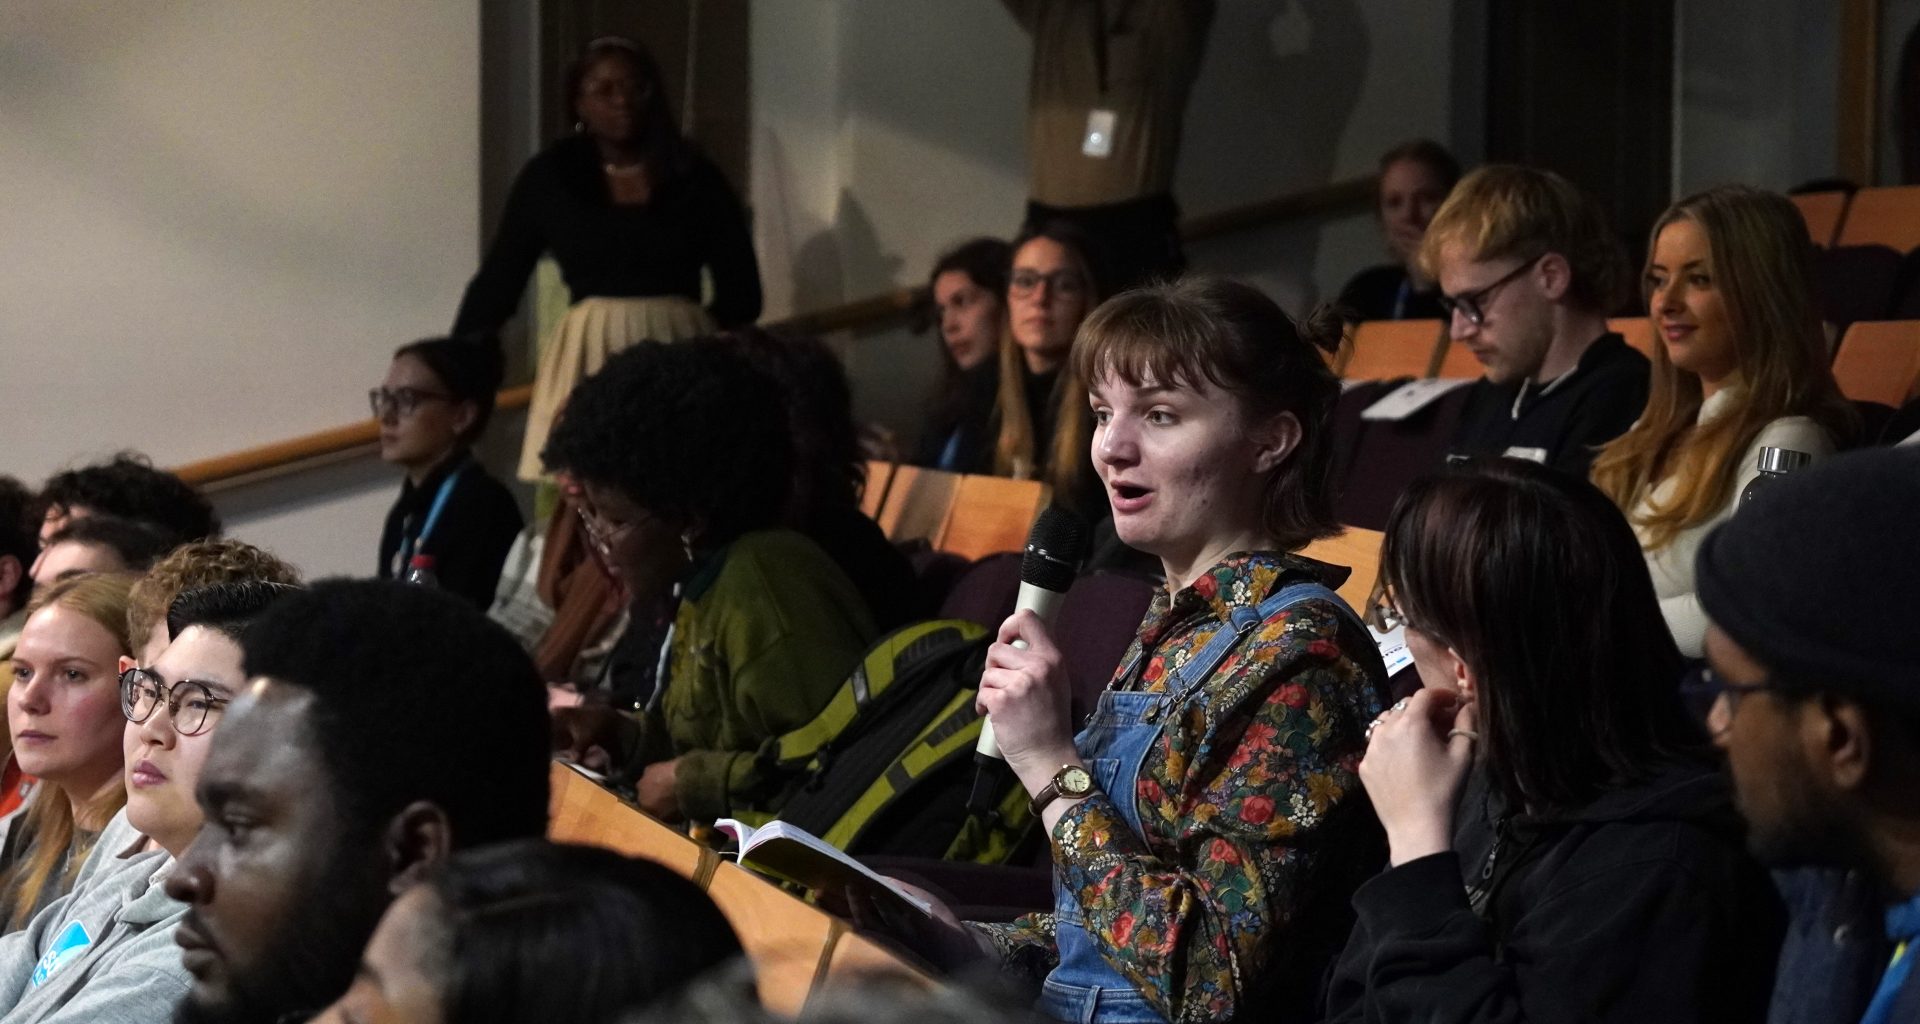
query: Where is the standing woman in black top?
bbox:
[453,36,763,482]
[374,338,524,609]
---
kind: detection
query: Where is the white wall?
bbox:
[745,0,1459,446]
[1,1,484,576]
[1672,0,1840,194]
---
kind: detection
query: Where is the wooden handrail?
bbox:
[173,176,1376,488]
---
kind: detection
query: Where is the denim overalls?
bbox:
[1037,580,1356,1024]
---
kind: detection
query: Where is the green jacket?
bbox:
[633,529,876,822]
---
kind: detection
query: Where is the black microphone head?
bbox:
[1021,505,1090,592]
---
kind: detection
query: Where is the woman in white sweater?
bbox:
[1591,185,1854,658]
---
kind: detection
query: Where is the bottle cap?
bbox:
[408,554,437,570]
[1756,447,1813,475]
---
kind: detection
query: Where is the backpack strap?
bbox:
[1152,578,1362,718]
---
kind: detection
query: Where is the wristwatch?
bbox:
[1029,764,1094,816]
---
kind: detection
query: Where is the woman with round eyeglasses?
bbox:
[372,337,523,610]
[1323,458,1783,1024]
[0,581,295,1023]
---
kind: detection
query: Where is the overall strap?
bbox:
[1158,579,1355,713]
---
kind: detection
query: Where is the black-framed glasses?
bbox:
[1437,254,1544,327]
[1009,269,1087,299]
[120,668,231,737]
[368,387,453,419]
[1681,664,1780,735]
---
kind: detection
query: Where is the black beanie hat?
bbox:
[1696,445,1920,709]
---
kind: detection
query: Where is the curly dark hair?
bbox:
[0,477,34,611]
[541,340,792,547]
[37,452,219,543]
[705,329,863,520]
[45,515,182,573]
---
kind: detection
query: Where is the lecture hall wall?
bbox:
[5,0,1887,577]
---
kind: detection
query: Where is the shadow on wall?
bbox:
[792,190,899,315]
[1178,0,1370,303]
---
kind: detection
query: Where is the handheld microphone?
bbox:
[970,506,1090,811]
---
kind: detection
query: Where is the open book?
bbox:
[713,819,932,917]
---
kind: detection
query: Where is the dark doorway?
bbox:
[1484,1,1675,272]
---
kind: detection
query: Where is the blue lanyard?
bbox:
[1861,891,1920,1024]
[1391,276,1412,320]
[399,461,468,569]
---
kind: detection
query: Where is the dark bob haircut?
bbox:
[1070,276,1344,552]
[393,337,506,445]
[239,579,549,848]
[541,340,792,548]
[1380,458,1705,812]
[36,452,219,544]
[0,477,35,609]
[422,840,747,1024]
[1377,138,1463,194]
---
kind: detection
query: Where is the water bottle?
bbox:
[402,553,439,588]
[1740,447,1812,508]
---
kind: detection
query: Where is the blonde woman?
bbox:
[1592,185,1854,657]
[0,574,134,927]
[987,220,1107,517]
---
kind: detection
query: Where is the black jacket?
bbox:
[377,454,524,611]
[1324,761,1785,1024]
[1447,332,1649,478]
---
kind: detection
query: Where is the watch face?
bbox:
[1059,765,1094,796]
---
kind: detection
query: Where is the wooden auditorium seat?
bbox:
[547,762,929,1014]
[1834,186,1920,251]
[933,475,1051,561]
[1300,527,1386,613]
[1608,317,1658,360]
[874,464,961,545]
[1342,319,1446,381]
[1790,190,1850,248]
[1831,321,1920,408]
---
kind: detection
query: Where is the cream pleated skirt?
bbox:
[517,295,715,481]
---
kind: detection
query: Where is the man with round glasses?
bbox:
[1422,164,1650,476]
[0,581,293,1024]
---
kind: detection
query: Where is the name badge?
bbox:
[1083,109,1117,158]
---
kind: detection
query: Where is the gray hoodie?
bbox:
[0,809,188,1024]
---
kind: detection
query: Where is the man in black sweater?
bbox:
[1423,166,1649,476]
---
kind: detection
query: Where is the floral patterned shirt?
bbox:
[977,551,1389,1022]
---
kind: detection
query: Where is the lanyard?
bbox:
[1861,891,1920,1024]
[399,460,469,568]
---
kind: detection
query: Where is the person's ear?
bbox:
[1536,252,1573,303]
[384,800,454,893]
[1449,645,1476,699]
[449,400,480,442]
[1815,694,1873,793]
[1250,411,1302,475]
[118,654,135,676]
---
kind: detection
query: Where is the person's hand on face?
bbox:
[1359,688,1477,866]
[976,610,1077,788]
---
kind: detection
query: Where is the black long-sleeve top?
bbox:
[452,135,763,337]
[377,453,525,610]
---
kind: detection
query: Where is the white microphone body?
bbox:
[976,579,1071,761]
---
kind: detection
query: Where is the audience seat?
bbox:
[1790,190,1851,247]
[1298,526,1386,613]
[934,474,1052,562]
[1835,186,1920,251]
[1342,320,1446,380]
[860,459,896,519]
[1815,245,1904,331]
[1609,317,1658,360]
[937,551,1022,627]
[874,464,961,546]
[1330,383,1473,531]
[1053,570,1160,721]
[1832,321,1920,408]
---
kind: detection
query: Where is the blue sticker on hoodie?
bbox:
[30,920,92,987]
